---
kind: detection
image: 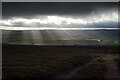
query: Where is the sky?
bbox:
[1,2,119,30]
[2,2,119,45]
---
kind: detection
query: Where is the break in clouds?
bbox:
[1,10,118,28]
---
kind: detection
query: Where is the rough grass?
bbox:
[3,56,91,79]
[73,63,106,79]
[117,58,120,72]
[3,44,118,79]
[3,45,91,79]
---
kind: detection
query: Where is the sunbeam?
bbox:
[31,31,44,45]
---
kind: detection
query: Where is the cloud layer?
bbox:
[1,10,118,29]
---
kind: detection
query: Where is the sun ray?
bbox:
[31,30,44,45]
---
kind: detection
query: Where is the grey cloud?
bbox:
[2,2,118,18]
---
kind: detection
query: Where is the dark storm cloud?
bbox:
[2,2,118,18]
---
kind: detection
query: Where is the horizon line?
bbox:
[0,26,120,31]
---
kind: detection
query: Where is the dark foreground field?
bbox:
[2,44,120,80]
